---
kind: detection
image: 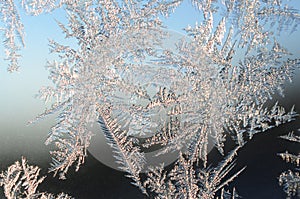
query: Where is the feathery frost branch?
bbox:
[278,129,300,198]
[98,107,148,195]
[0,157,73,199]
[1,0,300,198]
[144,147,245,199]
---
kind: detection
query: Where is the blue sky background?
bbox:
[0,1,300,198]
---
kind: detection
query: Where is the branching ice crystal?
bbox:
[144,147,244,199]
[1,0,300,198]
[98,107,147,195]
[278,130,300,199]
[0,0,25,72]
[0,157,73,199]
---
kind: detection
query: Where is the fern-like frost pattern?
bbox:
[0,0,300,198]
[0,157,73,199]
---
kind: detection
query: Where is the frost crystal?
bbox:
[144,147,245,199]
[278,130,300,199]
[1,0,300,198]
[22,0,300,195]
[0,0,25,72]
[0,157,73,199]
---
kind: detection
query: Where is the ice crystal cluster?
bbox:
[278,130,300,199]
[1,0,300,198]
[0,157,73,199]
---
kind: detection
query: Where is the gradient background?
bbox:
[0,1,300,198]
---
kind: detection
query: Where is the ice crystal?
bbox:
[0,0,25,72]
[278,129,300,199]
[29,0,183,180]
[25,0,300,196]
[98,107,147,195]
[144,147,245,199]
[0,157,73,199]
[1,0,300,198]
